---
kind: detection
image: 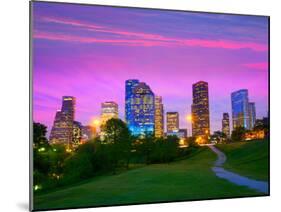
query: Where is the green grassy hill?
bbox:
[216,139,269,181]
[34,147,262,210]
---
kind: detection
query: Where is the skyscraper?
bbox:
[125,79,139,127]
[155,96,164,137]
[49,96,76,147]
[125,80,155,136]
[166,112,179,133]
[73,121,82,146]
[222,113,230,138]
[191,81,210,138]
[100,101,118,127]
[231,89,250,130]
[248,102,256,130]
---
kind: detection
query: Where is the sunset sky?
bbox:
[32,2,269,136]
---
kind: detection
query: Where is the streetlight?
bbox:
[90,117,101,137]
[90,117,100,128]
[186,114,192,122]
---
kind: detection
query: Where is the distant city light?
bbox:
[186,115,192,122]
[91,118,100,127]
[66,148,72,153]
[38,147,45,152]
[34,184,42,191]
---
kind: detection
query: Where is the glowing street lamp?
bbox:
[186,114,192,122]
[89,117,101,137]
[91,118,100,127]
[38,147,45,152]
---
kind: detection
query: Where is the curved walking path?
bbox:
[208,145,268,193]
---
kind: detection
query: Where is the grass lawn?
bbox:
[34,147,262,211]
[216,139,269,181]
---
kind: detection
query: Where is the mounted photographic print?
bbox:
[30,1,270,211]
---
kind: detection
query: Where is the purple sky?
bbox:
[32,2,269,136]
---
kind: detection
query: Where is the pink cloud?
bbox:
[41,16,169,41]
[243,62,268,70]
[35,16,268,51]
[33,30,170,47]
[34,30,268,51]
[181,39,267,51]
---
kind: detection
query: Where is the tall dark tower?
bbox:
[222,113,230,138]
[49,96,76,148]
[191,81,210,141]
[155,96,164,138]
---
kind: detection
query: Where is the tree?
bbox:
[138,134,154,164]
[231,126,246,142]
[48,144,68,176]
[33,122,49,149]
[33,122,50,174]
[254,118,269,137]
[187,136,199,148]
[103,118,132,171]
[165,136,179,162]
[62,142,95,184]
[211,131,227,143]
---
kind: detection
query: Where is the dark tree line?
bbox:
[33,119,187,192]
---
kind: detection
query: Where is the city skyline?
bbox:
[33,3,269,135]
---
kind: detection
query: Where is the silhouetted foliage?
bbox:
[103,118,133,171]
[187,137,199,147]
[33,122,49,149]
[135,135,179,164]
[231,127,246,142]
[33,120,199,193]
[62,142,95,185]
[211,131,227,143]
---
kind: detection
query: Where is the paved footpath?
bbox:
[208,145,269,193]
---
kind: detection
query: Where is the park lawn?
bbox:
[34,147,262,211]
[216,139,269,181]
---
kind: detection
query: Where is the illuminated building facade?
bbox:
[154,96,164,137]
[166,112,179,133]
[49,96,76,147]
[245,130,265,140]
[191,81,210,138]
[100,101,118,127]
[126,80,155,136]
[222,113,230,138]
[125,79,140,127]
[167,128,187,138]
[73,121,82,146]
[231,89,250,130]
[248,102,256,130]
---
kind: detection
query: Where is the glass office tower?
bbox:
[191,81,210,138]
[231,89,250,130]
[125,80,155,136]
[125,79,139,128]
[248,102,256,130]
